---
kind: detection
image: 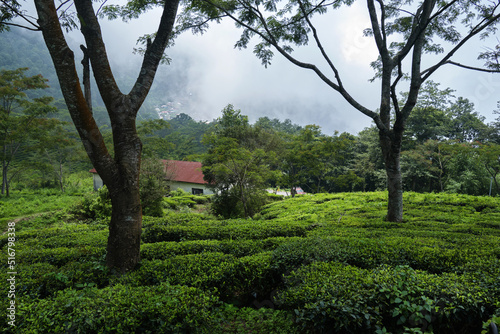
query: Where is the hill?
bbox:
[1,191,499,333]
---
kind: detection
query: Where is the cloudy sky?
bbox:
[95,1,500,135]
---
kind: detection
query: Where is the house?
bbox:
[89,168,104,191]
[162,160,214,195]
[89,160,214,195]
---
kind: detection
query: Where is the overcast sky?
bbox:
[96,1,500,135]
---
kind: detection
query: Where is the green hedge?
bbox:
[16,246,105,267]
[271,236,500,275]
[117,251,277,305]
[142,220,310,243]
[140,236,302,260]
[277,262,498,334]
[12,283,219,333]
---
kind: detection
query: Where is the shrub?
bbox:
[18,246,105,267]
[213,303,298,333]
[14,283,220,333]
[142,220,309,243]
[276,262,497,334]
[140,158,169,217]
[72,186,112,220]
[117,252,238,291]
[7,261,110,300]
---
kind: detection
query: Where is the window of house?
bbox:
[192,188,204,195]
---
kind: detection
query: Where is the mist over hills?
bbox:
[0,28,197,125]
[0,27,366,134]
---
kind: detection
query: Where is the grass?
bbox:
[1,191,499,333]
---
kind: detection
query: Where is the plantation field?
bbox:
[1,192,500,333]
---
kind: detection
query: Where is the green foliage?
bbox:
[162,188,210,210]
[0,191,82,230]
[214,303,299,333]
[0,67,57,196]
[139,158,169,216]
[277,262,495,333]
[203,105,280,218]
[2,186,500,333]
[16,283,220,333]
[72,186,112,221]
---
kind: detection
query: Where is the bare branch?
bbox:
[367,0,388,56]
[96,0,108,17]
[56,0,73,12]
[376,0,387,45]
[439,60,500,73]
[390,60,403,116]
[129,0,180,111]
[297,0,344,89]
[428,0,459,22]
[421,11,500,81]
[1,21,40,31]
[0,0,40,30]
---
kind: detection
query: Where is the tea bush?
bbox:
[3,191,500,333]
[277,262,496,333]
[142,219,311,243]
[15,283,220,333]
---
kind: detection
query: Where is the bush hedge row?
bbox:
[276,262,499,334]
[2,192,499,333]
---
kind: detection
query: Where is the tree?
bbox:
[476,143,500,195]
[444,143,491,195]
[446,97,490,143]
[32,120,82,192]
[181,0,500,221]
[139,158,170,217]
[202,105,278,218]
[1,0,181,272]
[0,67,56,196]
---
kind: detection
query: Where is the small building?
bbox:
[89,160,214,195]
[162,160,214,195]
[89,168,104,191]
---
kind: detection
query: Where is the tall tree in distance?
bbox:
[181,0,500,221]
[1,0,180,272]
[0,68,56,196]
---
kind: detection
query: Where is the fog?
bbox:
[94,1,500,134]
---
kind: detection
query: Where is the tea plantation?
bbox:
[1,192,500,333]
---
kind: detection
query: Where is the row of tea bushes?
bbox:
[1,191,499,333]
[141,219,312,243]
[277,262,498,333]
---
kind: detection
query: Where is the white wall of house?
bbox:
[169,181,214,195]
[92,173,214,196]
[93,174,103,191]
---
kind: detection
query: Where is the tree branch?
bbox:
[444,60,500,73]
[200,0,381,126]
[367,0,388,56]
[34,0,114,179]
[421,11,500,82]
[297,0,344,90]
[129,0,180,112]
[73,0,122,110]
[0,0,40,30]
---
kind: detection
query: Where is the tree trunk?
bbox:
[1,164,5,195]
[106,185,142,270]
[380,132,403,222]
[104,115,143,272]
[58,159,64,192]
[35,0,179,273]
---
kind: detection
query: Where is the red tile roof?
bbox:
[163,160,207,184]
[89,160,207,185]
